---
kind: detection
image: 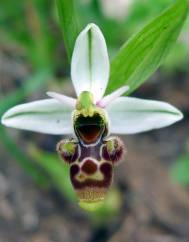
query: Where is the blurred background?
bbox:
[0,0,189,241]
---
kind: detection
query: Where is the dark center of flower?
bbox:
[74,113,106,145]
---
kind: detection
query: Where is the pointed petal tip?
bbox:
[175,109,184,121]
[121,85,130,93]
[1,108,20,128]
[165,103,184,121]
[85,23,103,32]
[86,23,98,29]
[1,114,6,126]
[46,91,54,97]
[46,91,59,100]
[1,115,12,128]
[1,108,14,126]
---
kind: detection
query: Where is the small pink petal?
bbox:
[97,85,129,108]
[47,92,76,108]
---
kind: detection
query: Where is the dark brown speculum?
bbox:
[81,159,98,175]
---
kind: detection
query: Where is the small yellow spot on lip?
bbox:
[77,173,85,181]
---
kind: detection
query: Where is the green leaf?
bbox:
[107,0,189,95]
[56,0,79,61]
[29,145,76,202]
[171,155,189,185]
[0,126,49,188]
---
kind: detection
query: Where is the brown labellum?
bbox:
[57,109,125,204]
[57,136,125,204]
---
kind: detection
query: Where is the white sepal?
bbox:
[107,97,183,134]
[71,23,109,102]
[1,99,74,134]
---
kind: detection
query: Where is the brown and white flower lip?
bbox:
[1,23,183,135]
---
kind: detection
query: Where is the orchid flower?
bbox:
[1,23,183,208]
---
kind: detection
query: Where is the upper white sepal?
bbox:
[71,23,110,102]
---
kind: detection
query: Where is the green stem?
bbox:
[0,126,49,187]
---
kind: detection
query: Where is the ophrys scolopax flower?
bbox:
[1,23,183,208]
